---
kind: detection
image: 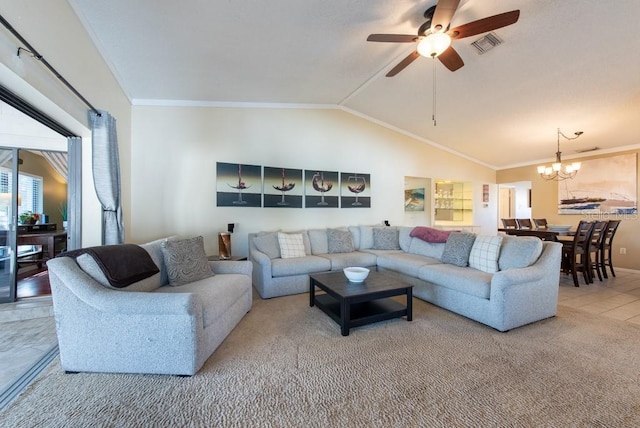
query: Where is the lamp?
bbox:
[537,128,584,181]
[417,32,452,58]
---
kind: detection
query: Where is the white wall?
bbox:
[131,106,498,257]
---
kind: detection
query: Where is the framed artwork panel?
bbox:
[216,162,262,207]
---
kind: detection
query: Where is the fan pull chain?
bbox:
[432,58,437,126]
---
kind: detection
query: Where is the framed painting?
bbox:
[404,188,425,212]
[304,170,339,208]
[263,166,303,208]
[340,172,370,208]
[558,153,637,215]
[216,162,262,207]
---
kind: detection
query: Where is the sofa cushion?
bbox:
[398,226,413,252]
[468,235,504,273]
[348,226,361,250]
[76,253,162,292]
[410,226,451,243]
[319,251,377,270]
[373,227,400,250]
[271,255,331,277]
[359,226,374,250]
[253,232,281,259]
[140,237,173,286]
[308,229,328,255]
[409,238,445,259]
[418,264,492,299]
[377,252,441,278]
[161,236,214,286]
[441,232,476,267]
[499,236,544,270]
[278,232,307,259]
[155,274,248,328]
[327,228,355,253]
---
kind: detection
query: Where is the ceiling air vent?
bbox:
[471,32,503,55]
[575,147,600,153]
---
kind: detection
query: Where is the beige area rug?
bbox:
[2,294,640,427]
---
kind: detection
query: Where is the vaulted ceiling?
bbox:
[68,0,640,169]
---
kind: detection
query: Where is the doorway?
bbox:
[498,181,532,228]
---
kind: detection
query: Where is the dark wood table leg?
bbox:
[406,287,413,321]
[341,298,350,336]
[309,278,315,307]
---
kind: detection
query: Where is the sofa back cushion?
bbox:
[498,235,544,270]
[440,232,477,267]
[253,232,281,259]
[358,226,375,250]
[308,229,328,255]
[398,226,413,252]
[408,238,444,259]
[468,235,503,273]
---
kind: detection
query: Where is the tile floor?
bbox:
[1,268,639,405]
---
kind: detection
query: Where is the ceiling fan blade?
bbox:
[449,10,520,40]
[386,51,420,77]
[431,0,461,31]
[367,34,418,43]
[438,46,464,71]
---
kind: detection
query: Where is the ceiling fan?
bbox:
[367,0,520,76]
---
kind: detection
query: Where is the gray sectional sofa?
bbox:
[249,226,562,331]
[47,236,253,376]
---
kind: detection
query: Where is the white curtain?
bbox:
[89,110,124,244]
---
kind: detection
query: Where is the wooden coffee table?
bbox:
[309,270,413,336]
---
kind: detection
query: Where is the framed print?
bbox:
[263,166,303,208]
[216,162,262,207]
[305,170,339,208]
[340,172,370,208]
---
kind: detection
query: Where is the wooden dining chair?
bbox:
[516,218,533,229]
[561,220,596,287]
[533,218,548,230]
[599,220,621,278]
[587,221,608,282]
[501,218,517,229]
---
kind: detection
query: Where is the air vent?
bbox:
[575,147,600,153]
[471,32,503,55]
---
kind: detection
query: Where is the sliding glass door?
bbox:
[0,148,19,303]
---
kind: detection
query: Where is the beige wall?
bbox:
[0,0,132,246]
[131,106,498,256]
[497,149,640,270]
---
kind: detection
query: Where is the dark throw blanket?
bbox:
[62,244,160,288]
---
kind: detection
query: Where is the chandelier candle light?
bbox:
[537,128,584,181]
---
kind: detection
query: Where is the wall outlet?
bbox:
[620,247,627,255]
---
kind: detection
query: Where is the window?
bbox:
[0,168,44,217]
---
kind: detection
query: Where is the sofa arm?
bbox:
[48,257,200,316]
[491,266,544,288]
[209,260,252,276]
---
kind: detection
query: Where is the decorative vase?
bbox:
[218,232,232,260]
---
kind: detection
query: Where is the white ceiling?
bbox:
[68,0,640,169]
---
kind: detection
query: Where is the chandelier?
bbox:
[537,128,584,181]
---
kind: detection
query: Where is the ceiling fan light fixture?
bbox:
[417,32,452,58]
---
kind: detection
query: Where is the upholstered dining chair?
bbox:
[587,221,609,282]
[599,220,621,278]
[561,220,595,287]
[501,218,517,229]
[533,218,548,230]
[516,218,533,230]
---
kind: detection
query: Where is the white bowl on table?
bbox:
[343,267,370,283]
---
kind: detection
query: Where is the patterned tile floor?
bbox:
[1,268,640,403]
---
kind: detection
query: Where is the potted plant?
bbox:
[19,211,40,225]
[59,202,68,230]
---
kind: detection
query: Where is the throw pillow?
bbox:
[161,236,214,286]
[468,235,504,273]
[327,228,355,254]
[372,227,400,250]
[253,232,281,259]
[441,232,477,267]
[410,226,451,243]
[277,232,306,259]
[498,236,544,270]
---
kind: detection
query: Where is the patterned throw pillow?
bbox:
[161,236,214,286]
[372,227,400,250]
[468,235,504,273]
[440,232,477,267]
[327,229,354,254]
[277,232,306,258]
